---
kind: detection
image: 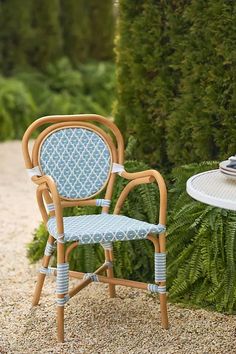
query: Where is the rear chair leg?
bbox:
[105,248,116,298]
[32,236,55,306]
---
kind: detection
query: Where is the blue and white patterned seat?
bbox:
[47,214,165,244]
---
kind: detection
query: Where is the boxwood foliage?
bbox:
[115,0,236,168]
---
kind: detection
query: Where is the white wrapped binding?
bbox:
[47,203,55,212]
[111,163,125,175]
[27,166,42,178]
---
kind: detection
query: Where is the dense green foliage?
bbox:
[61,0,90,65]
[0,60,115,140]
[28,157,236,313]
[0,76,36,140]
[0,0,115,75]
[0,0,32,74]
[88,1,115,61]
[0,1,116,140]
[115,1,236,168]
[29,0,62,71]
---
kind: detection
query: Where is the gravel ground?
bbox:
[0,140,236,354]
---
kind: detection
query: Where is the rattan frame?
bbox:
[22,114,168,342]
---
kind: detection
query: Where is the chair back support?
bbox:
[22,115,125,202]
[39,126,112,199]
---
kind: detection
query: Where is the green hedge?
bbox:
[115,1,236,168]
[0,0,115,74]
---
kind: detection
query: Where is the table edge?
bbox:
[186,169,236,211]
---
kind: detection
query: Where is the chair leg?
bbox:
[159,292,168,329]
[56,242,69,343]
[105,249,116,298]
[57,305,64,342]
[158,233,169,329]
[32,237,55,306]
[147,234,169,329]
[32,271,47,306]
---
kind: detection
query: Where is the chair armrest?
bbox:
[31,175,64,237]
[114,169,167,225]
[32,175,61,204]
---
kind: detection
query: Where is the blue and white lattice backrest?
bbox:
[39,127,112,199]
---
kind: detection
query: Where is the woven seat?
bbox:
[22,114,169,343]
[47,214,165,244]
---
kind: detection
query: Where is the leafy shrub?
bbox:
[0,76,35,140]
[0,59,115,141]
[80,62,116,115]
[46,58,83,95]
[0,105,14,141]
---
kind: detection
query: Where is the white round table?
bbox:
[186,169,236,211]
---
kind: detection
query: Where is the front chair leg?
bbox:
[57,301,65,342]
[32,236,55,306]
[56,239,69,343]
[157,233,168,329]
[147,234,169,329]
[159,291,168,329]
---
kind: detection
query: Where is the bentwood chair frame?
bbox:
[22,114,168,342]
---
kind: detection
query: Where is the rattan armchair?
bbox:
[22,114,168,342]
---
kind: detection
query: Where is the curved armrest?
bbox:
[32,175,64,236]
[114,169,167,225]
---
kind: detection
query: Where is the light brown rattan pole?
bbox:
[53,194,65,343]
[102,172,117,298]
[36,184,49,224]
[68,262,111,298]
[158,232,168,329]
[32,234,55,306]
[104,248,116,297]
[147,235,160,253]
[65,242,79,263]
[114,176,154,215]
[67,271,148,293]
[117,170,167,225]
[33,184,56,305]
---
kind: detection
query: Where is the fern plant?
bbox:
[167,161,236,313]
